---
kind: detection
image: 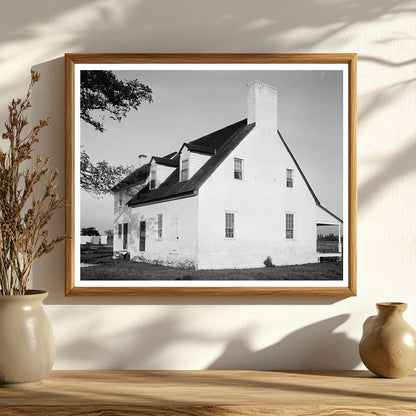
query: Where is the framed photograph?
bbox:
[65,53,356,296]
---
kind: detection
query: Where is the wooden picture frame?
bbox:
[65,53,356,296]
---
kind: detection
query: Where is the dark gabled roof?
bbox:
[179,142,216,155]
[112,153,179,192]
[277,130,342,223]
[127,119,254,207]
[111,163,150,192]
[151,156,179,167]
[120,119,341,223]
[317,204,343,224]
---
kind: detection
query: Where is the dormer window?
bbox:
[178,142,214,182]
[180,157,189,182]
[150,166,156,189]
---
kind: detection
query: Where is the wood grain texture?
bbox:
[65,54,75,296]
[65,53,357,64]
[64,53,357,297]
[65,286,356,297]
[3,405,416,416]
[1,370,415,416]
[348,54,358,296]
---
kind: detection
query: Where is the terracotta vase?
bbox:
[0,290,55,387]
[359,302,416,378]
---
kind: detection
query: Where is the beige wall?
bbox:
[1,0,414,370]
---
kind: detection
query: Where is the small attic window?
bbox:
[180,157,189,182]
[150,166,156,189]
[286,169,293,188]
[234,158,243,180]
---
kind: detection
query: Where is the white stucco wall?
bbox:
[3,0,414,371]
[113,185,143,252]
[127,196,199,267]
[198,125,318,269]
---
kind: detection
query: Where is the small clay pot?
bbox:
[359,302,416,378]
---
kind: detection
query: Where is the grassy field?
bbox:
[317,240,339,253]
[81,259,343,281]
[81,244,113,263]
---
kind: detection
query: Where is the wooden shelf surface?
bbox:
[1,370,415,415]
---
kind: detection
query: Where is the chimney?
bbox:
[247,80,278,132]
[138,154,147,168]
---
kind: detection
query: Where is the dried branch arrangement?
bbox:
[0,71,65,295]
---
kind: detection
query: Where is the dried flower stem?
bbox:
[0,71,65,295]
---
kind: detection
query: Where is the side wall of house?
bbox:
[113,185,143,253]
[125,196,199,268]
[197,128,318,269]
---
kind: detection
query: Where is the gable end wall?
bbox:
[197,126,318,269]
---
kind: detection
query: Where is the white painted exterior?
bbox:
[197,127,317,269]
[113,81,341,269]
[127,197,199,268]
[247,80,278,132]
[113,184,144,253]
[180,147,211,180]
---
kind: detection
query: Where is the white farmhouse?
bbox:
[112,81,342,269]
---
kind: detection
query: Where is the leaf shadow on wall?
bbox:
[25,0,416,306]
[356,55,416,210]
[0,0,411,59]
[53,309,225,369]
[207,314,360,370]
[0,0,414,104]
[52,308,359,370]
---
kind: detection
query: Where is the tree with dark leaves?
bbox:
[80,70,152,196]
[80,70,152,132]
[80,148,134,197]
[81,227,100,236]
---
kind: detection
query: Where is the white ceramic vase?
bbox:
[0,290,55,387]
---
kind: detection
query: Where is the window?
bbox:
[150,166,156,189]
[286,213,294,239]
[286,169,293,188]
[225,212,235,238]
[118,194,123,208]
[118,224,122,238]
[139,221,146,251]
[180,158,189,181]
[157,214,163,239]
[123,223,128,249]
[234,158,243,180]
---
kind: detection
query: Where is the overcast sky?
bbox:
[80,68,343,234]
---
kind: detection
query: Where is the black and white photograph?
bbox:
[66,55,356,295]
